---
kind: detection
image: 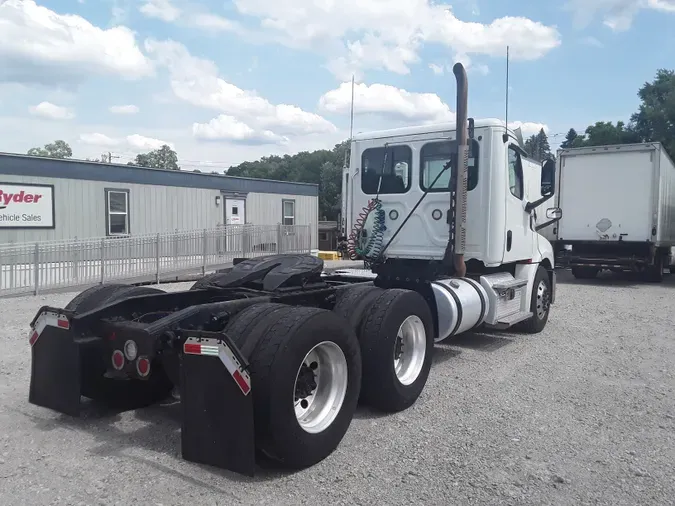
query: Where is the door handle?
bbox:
[507,230,512,251]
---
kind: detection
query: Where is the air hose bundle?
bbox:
[346,198,386,261]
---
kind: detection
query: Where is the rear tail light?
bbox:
[112,350,125,370]
[136,357,151,377]
[123,340,138,361]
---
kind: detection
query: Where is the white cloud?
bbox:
[0,0,153,86]
[453,53,489,76]
[229,0,560,79]
[429,63,445,75]
[79,132,174,152]
[192,115,289,145]
[140,0,181,22]
[109,104,140,115]
[28,102,75,120]
[580,36,604,47]
[319,82,454,124]
[139,0,243,34]
[144,39,337,140]
[566,0,675,31]
[509,121,549,137]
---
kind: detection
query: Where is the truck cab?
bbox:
[341,118,560,272]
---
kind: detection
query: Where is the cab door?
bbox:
[502,143,534,263]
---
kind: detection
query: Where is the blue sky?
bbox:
[0,0,673,171]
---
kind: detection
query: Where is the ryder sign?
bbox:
[0,183,55,228]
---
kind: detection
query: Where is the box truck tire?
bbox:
[571,266,599,279]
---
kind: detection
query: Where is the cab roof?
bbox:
[351,118,509,142]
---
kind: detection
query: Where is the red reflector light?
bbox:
[57,317,69,329]
[136,357,151,377]
[184,343,201,354]
[232,369,251,395]
[28,331,39,346]
[112,350,125,370]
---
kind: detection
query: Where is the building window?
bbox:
[106,189,130,235]
[282,199,295,226]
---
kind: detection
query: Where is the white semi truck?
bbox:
[26,63,562,477]
[543,143,675,281]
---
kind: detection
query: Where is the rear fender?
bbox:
[179,330,256,477]
[28,309,93,417]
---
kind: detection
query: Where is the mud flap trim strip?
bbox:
[183,337,251,395]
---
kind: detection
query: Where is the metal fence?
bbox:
[0,224,312,297]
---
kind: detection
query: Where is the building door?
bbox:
[225,198,246,225]
[224,198,246,253]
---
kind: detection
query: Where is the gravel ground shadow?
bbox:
[16,399,300,484]
[445,330,516,352]
[555,268,675,288]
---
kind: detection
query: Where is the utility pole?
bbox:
[105,152,121,163]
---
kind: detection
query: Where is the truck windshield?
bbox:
[420,139,479,192]
[361,145,412,195]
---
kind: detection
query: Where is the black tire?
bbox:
[225,304,362,469]
[358,289,434,413]
[645,254,664,283]
[332,284,384,332]
[571,266,598,279]
[224,302,289,356]
[519,266,552,334]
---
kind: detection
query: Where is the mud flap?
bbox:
[180,332,256,477]
[28,311,82,417]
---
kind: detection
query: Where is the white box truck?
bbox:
[552,142,675,281]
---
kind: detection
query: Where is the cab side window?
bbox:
[508,145,524,200]
[361,145,412,195]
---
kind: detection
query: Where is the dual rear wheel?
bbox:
[223,285,435,470]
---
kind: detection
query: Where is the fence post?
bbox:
[72,237,79,281]
[243,225,250,258]
[307,225,312,254]
[33,242,39,295]
[155,233,161,284]
[202,229,207,276]
[277,224,283,255]
[173,228,179,265]
[100,238,105,284]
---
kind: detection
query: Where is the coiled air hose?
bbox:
[346,198,386,261]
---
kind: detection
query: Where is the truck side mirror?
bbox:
[535,206,563,231]
[541,158,555,195]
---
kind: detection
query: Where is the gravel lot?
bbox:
[1,269,674,506]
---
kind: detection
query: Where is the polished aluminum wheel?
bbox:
[393,315,426,386]
[293,341,349,434]
[535,279,550,319]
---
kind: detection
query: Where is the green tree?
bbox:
[582,121,641,146]
[226,140,349,220]
[27,140,72,159]
[128,144,180,170]
[560,128,582,149]
[524,128,552,162]
[630,68,675,159]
